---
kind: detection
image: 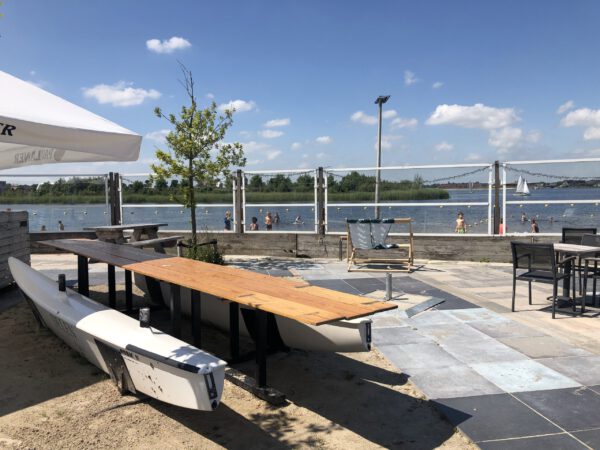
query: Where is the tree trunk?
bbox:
[189,161,197,246]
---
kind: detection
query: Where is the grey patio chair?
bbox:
[582,234,600,308]
[511,242,578,319]
[346,218,413,272]
[561,228,598,295]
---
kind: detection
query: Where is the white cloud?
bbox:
[571,148,600,157]
[316,136,332,144]
[488,127,524,150]
[218,99,256,113]
[391,117,418,129]
[206,93,215,100]
[376,135,402,151]
[351,111,378,125]
[146,36,191,54]
[82,81,161,107]
[382,110,398,119]
[266,150,282,160]
[584,127,600,140]
[465,152,481,161]
[432,81,444,89]
[561,108,600,141]
[556,100,575,115]
[145,129,170,142]
[527,130,542,143]
[258,130,283,139]
[435,141,454,152]
[316,152,326,159]
[404,70,418,86]
[291,142,302,150]
[264,118,290,128]
[426,103,519,129]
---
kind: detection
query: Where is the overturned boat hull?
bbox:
[135,273,372,353]
[10,257,227,411]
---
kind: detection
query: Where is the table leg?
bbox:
[108,264,116,308]
[255,310,268,388]
[229,302,240,360]
[125,270,133,313]
[77,255,89,297]
[563,259,572,298]
[145,276,164,306]
[191,290,202,347]
[169,283,181,338]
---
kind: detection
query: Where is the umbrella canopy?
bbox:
[0,71,142,170]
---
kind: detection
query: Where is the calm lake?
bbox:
[3,187,600,234]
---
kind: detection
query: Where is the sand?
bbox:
[0,286,475,449]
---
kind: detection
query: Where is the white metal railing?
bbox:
[241,168,319,233]
[325,163,494,235]
[502,158,600,235]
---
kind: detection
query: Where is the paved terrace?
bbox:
[23,255,600,449]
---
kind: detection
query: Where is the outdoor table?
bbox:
[84,223,168,244]
[553,243,600,304]
[40,239,396,396]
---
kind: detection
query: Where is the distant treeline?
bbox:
[0,171,449,204]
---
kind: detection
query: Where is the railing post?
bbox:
[234,169,244,234]
[493,161,500,234]
[317,167,325,235]
[108,172,122,226]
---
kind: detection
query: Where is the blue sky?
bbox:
[3,0,600,175]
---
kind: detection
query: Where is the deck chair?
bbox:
[346,218,414,272]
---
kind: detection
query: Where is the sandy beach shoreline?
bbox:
[0,283,474,449]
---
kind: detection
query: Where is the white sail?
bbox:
[516,176,524,193]
[515,175,531,196]
[522,180,530,195]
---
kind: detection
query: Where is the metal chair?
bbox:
[511,242,577,319]
[582,234,600,308]
[561,228,597,294]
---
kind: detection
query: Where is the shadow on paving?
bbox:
[233,350,457,448]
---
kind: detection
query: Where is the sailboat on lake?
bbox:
[514,175,531,196]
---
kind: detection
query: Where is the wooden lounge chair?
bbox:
[346,218,413,272]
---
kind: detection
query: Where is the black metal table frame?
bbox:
[76,256,269,388]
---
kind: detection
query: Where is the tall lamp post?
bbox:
[374,95,390,219]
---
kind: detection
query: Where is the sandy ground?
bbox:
[0,285,475,449]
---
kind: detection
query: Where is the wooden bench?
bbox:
[127,236,183,253]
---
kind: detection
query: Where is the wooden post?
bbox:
[235,169,244,234]
[493,161,501,234]
[317,167,325,235]
[109,172,122,226]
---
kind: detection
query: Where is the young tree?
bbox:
[151,65,245,246]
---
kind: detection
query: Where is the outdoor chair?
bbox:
[346,218,413,272]
[582,234,600,308]
[511,242,578,319]
[561,228,598,295]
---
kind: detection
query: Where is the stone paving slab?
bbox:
[371,326,431,346]
[499,336,594,359]
[408,365,503,399]
[537,356,600,386]
[377,342,464,371]
[468,319,546,339]
[440,335,529,365]
[478,434,587,449]
[471,360,581,393]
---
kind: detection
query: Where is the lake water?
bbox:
[4,187,600,234]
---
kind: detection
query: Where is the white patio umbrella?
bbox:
[0,71,142,170]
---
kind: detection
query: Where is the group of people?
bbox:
[223,210,302,231]
[39,220,64,232]
[455,211,540,234]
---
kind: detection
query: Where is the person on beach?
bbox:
[250,216,259,231]
[265,212,273,231]
[273,212,280,225]
[531,218,539,233]
[294,215,303,225]
[455,212,466,234]
[499,218,505,235]
[224,211,232,231]
[58,220,64,231]
[521,212,528,223]
[40,225,46,231]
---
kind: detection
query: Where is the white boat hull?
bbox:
[135,273,372,353]
[9,257,227,411]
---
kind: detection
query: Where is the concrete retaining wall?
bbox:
[28,230,558,264]
[1,210,30,289]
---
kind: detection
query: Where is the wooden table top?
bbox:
[41,239,396,326]
[83,223,168,232]
[553,243,600,255]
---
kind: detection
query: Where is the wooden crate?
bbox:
[0,210,30,289]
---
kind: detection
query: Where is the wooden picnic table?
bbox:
[40,238,396,391]
[84,223,168,244]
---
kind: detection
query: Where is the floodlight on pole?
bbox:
[374,95,390,219]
